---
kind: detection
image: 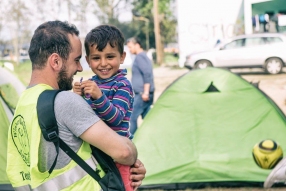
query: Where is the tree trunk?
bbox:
[153,0,163,65]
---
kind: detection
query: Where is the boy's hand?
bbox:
[73,81,83,96]
[81,80,102,100]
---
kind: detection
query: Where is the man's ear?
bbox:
[120,52,126,64]
[49,53,62,70]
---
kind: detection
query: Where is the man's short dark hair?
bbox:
[84,25,125,56]
[28,20,79,70]
[126,37,142,48]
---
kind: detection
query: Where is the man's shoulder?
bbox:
[55,91,87,106]
[137,52,148,58]
[136,52,151,63]
[57,91,79,99]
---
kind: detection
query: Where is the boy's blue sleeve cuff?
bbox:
[90,92,106,104]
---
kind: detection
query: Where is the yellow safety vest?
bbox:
[6,84,101,191]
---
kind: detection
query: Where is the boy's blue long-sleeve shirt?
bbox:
[84,69,134,139]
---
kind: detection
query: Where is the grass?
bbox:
[13,60,32,86]
[164,52,179,64]
[0,60,32,86]
[152,52,179,67]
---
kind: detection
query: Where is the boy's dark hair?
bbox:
[28,20,79,70]
[84,25,125,56]
[126,37,142,48]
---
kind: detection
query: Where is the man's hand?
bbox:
[141,93,149,102]
[130,159,146,191]
[142,83,151,101]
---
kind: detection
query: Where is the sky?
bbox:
[0,0,132,41]
[0,0,134,70]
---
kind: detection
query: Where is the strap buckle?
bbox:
[47,131,58,142]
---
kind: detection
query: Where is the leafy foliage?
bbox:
[93,0,133,25]
[132,0,177,48]
[92,0,177,50]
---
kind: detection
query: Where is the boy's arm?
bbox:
[90,83,133,126]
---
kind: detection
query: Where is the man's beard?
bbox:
[58,65,73,91]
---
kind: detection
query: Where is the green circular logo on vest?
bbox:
[11,115,30,167]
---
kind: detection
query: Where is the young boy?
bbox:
[73,25,134,191]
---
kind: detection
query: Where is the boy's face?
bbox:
[86,43,126,79]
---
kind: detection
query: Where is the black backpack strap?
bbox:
[37,90,62,142]
[36,90,102,182]
[37,89,62,174]
[58,139,102,182]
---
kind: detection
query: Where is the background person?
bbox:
[73,24,134,191]
[127,37,155,135]
[6,20,145,191]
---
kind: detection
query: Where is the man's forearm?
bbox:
[115,137,137,165]
[80,120,137,166]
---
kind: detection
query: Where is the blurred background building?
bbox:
[177,0,286,67]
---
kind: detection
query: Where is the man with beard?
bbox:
[6,21,146,191]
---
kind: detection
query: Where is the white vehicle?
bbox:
[184,33,286,74]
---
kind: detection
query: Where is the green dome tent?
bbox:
[0,65,25,191]
[133,67,286,189]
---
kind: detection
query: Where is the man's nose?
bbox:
[77,62,83,72]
